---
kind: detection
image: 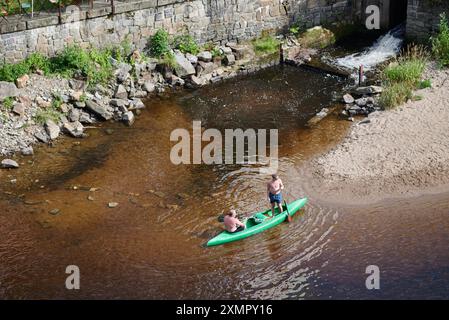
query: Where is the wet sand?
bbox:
[305,63,449,204]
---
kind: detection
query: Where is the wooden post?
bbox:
[111,0,115,15]
[358,65,363,85]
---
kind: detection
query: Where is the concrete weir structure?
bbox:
[0,0,354,64]
[0,0,448,64]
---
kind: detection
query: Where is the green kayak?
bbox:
[206,197,308,247]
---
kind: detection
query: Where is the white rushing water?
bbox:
[333,25,404,73]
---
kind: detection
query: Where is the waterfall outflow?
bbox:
[333,25,405,73]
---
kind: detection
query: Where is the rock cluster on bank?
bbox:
[340,85,383,121]
[0,41,277,160]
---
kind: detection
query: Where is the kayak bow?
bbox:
[206,197,308,247]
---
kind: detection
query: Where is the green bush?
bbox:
[379,45,427,109]
[384,59,426,85]
[0,52,50,82]
[149,29,170,58]
[50,45,113,86]
[379,82,413,109]
[252,35,280,55]
[432,13,449,67]
[173,35,200,55]
[26,52,51,74]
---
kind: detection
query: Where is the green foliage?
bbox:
[379,45,428,109]
[0,60,29,83]
[0,52,50,82]
[252,35,280,55]
[2,97,14,110]
[50,45,113,86]
[379,82,413,109]
[159,52,177,69]
[34,108,62,125]
[149,29,170,58]
[79,93,87,103]
[173,35,200,55]
[418,79,432,89]
[384,60,426,85]
[289,20,304,36]
[384,45,427,86]
[51,94,64,110]
[432,13,449,67]
[26,52,51,74]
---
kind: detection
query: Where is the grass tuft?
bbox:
[252,35,280,55]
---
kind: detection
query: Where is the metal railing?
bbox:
[0,1,118,23]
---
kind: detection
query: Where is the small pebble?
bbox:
[108,202,118,208]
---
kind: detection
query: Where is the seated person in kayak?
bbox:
[267,173,284,216]
[224,210,246,233]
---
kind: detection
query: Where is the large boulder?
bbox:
[197,51,213,62]
[143,81,155,93]
[16,74,30,89]
[114,85,128,100]
[63,121,84,138]
[85,100,113,120]
[12,104,26,116]
[223,54,236,66]
[227,43,250,60]
[0,82,19,102]
[115,63,132,83]
[128,98,145,111]
[45,120,60,140]
[173,52,196,78]
[196,61,216,76]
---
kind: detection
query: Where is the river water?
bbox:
[1,65,448,299]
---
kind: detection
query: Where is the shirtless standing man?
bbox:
[267,174,284,216]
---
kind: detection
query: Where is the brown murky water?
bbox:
[1,65,448,299]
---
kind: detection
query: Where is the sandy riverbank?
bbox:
[304,62,449,204]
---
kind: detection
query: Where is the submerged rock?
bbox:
[21,146,34,156]
[1,159,19,169]
[122,111,135,126]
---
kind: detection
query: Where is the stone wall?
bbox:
[0,0,354,64]
[406,0,449,42]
